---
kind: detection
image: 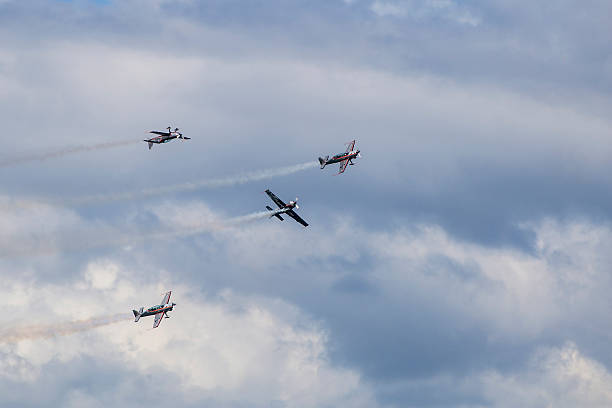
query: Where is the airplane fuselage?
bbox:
[148,134,179,144]
[324,150,360,165]
[138,303,174,318]
[268,201,297,217]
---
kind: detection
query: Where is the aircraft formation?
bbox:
[135,127,361,327]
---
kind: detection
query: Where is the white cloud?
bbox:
[0,259,377,407]
[84,260,119,290]
[370,0,481,25]
[207,211,612,342]
[482,342,612,408]
[371,1,409,17]
[1,192,612,406]
[3,192,612,346]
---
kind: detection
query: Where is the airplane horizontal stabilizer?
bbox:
[266,206,285,221]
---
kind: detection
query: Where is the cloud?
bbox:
[481,342,612,407]
[2,191,612,406]
[1,38,611,251]
[371,1,408,17]
[0,260,377,407]
[1,2,612,406]
[187,208,612,405]
[370,0,481,25]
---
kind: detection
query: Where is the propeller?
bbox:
[294,197,299,209]
[173,128,184,139]
[357,150,362,158]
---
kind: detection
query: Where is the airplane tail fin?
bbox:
[133,307,143,322]
[318,156,329,169]
[148,142,153,150]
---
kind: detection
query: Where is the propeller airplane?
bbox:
[144,126,191,150]
[132,291,176,328]
[265,189,309,227]
[318,140,361,174]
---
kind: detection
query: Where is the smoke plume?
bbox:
[60,161,318,205]
[0,314,128,344]
[0,209,276,258]
[0,140,139,168]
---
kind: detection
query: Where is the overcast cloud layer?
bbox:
[1,1,611,407]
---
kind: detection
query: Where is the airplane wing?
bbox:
[161,291,172,305]
[286,210,309,227]
[150,131,170,136]
[153,312,165,328]
[265,189,286,209]
[345,140,355,153]
[338,158,350,174]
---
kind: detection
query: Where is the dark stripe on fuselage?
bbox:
[140,305,173,317]
[326,152,358,164]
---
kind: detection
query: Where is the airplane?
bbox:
[132,291,176,328]
[265,189,309,227]
[318,140,361,174]
[144,126,191,150]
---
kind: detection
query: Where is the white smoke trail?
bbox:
[148,210,273,239]
[1,161,317,211]
[0,314,128,344]
[0,210,275,258]
[59,161,318,206]
[98,210,274,247]
[0,139,139,168]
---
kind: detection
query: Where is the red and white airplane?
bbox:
[318,140,361,174]
[132,291,176,328]
[144,127,191,150]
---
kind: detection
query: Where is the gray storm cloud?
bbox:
[0,314,128,344]
[0,140,140,168]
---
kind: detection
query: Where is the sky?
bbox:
[1,0,612,407]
